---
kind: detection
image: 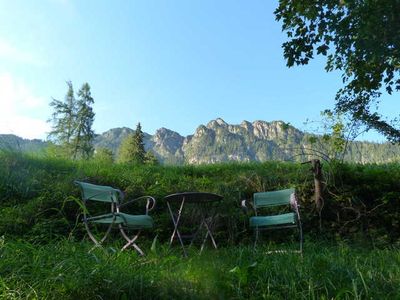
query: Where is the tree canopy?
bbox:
[48,81,76,150]
[72,83,95,159]
[275,0,400,142]
[48,81,95,159]
[117,123,146,164]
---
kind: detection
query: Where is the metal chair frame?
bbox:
[76,181,156,255]
[117,195,156,255]
[242,189,303,253]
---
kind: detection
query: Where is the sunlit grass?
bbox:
[1,152,399,299]
[0,238,399,299]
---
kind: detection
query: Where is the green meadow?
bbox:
[0,151,399,299]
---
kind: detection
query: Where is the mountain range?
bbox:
[1,118,399,164]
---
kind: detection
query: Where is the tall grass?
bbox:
[1,152,400,299]
[1,151,399,244]
[0,238,399,299]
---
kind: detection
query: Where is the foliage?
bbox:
[117,133,136,163]
[133,122,146,163]
[275,1,400,142]
[48,81,95,160]
[145,150,159,165]
[0,151,399,245]
[301,110,366,162]
[117,123,146,164]
[93,147,114,164]
[48,81,76,155]
[71,83,95,159]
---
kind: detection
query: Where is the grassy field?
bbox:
[0,152,399,299]
[0,238,399,299]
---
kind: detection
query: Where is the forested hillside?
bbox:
[2,119,399,164]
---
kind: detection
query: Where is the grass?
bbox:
[1,152,399,299]
[0,238,399,299]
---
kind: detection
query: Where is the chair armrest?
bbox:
[119,196,156,214]
[289,193,300,209]
[241,199,255,215]
[290,193,301,220]
[85,212,116,222]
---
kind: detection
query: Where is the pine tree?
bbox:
[48,81,95,160]
[117,122,146,164]
[117,133,136,164]
[133,122,146,163]
[48,81,77,157]
[144,150,159,165]
[72,83,95,159]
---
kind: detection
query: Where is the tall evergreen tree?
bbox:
[117,122,146,164]
[72,83,95,159]
[144,150,159,165]
[48,81,77,156]
[133,122,146,163]
[117,133,136,164]
[48,81,95,160]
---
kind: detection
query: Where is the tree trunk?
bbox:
[311,159,324,230]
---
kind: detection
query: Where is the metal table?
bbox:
[164,192,223,256]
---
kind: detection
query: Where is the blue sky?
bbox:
[0,0,396,141]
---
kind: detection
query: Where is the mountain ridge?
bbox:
[1,118,399,164]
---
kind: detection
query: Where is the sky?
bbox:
[0,0,397,142]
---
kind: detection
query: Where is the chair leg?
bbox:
[85,222,113,252]
[254,226,259,249]
[131,243,145,256]
[119,226,145,256]
[121,235,145,256]
[298,221,303,255]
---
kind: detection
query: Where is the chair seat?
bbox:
[92,213,154,229]
[249,212,296,228]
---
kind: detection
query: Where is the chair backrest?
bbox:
[75,181,121,203]
[253,188,295,208]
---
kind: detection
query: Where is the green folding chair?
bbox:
[241,188,303,253]
[75,181,156,255]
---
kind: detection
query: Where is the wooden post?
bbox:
[310,159,324,230]
[302,159,325,230]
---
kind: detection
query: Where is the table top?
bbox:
[164,192,223,203]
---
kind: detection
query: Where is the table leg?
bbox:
[189,219,204,248]
[200,230,209,253]
[167,199,187,257]
[204,220,218,249]
[199,204,218,251]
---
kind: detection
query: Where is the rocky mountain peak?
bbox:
[102,127,133,138]
[194,125,210,137]
[240,120,253,129]
[154,127,182,139]
[216,118,227,126]
[250,120,294,140]
[206,118,228,129]
[152,127,184,154]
